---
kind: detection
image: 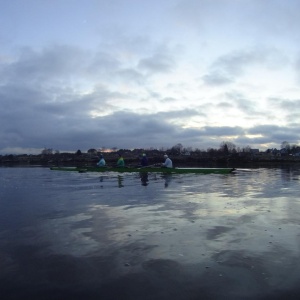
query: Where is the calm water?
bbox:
[1,166,300,299]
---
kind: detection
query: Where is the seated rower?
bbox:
[162,154,173,168]
[97,154,106,167]
[117,153,125,167]
[140,153,148,167]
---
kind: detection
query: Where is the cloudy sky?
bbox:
[1,0,300,154]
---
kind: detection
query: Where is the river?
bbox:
[1,166,300,299]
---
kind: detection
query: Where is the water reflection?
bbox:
[2,167,300,299]
[139,172,149,186]
[97,175,104,189]
[162,174,172,187]
[117,175,124,188]
[139,173,173,188]
[96,172,173,188]
[280,166,300,182]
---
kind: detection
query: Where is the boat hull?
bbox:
[50,167,235,174]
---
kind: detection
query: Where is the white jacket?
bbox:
[163,157,173,168]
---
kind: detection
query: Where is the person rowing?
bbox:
[140,153,148,167]
[162,154,173,168]
[96,154,106,167]
[116,153,125,167]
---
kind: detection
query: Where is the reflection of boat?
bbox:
[140,172,149,186]
[50,166,235,174]
[162,173,172,187]
[117,175,124,188]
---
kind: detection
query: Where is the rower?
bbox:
[162,154,173,168]
[96,154,106,167]
[117,153,125,167]
[140,153,148,167]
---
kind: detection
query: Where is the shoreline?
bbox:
[1,159,300,170]
[2,150,300,170]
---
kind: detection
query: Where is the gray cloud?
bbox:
[267,97,300,124]
[115,68,145,85]
[87,50,121,76]
[217,102,234,109]
[228,92,262,116]
[234,136,271,148]
[138,53,175,74]
[203,47,287,86]
[202,72,233,86]
[0,78,201,151]
[0,76,256,153]
[2,97,299,152]
[247,125,300,145]
[155,109,200,119]
[173,0,300,40]
[277,99,300,111]
[1,45,89,86]
[201,126,244,137]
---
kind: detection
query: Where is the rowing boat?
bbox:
[50,166,235,174]
[50,167,235,174]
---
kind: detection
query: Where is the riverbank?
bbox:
[1,152,300,169]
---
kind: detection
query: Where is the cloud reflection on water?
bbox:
[2,167,300,298]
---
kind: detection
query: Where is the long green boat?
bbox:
[50,166,235,174]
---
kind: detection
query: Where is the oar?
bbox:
[139,164,160,169]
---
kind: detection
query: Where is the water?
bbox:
[1,166,300,299]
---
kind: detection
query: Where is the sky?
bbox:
[1,0,300,154]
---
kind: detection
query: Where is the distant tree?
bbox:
[41,148,53,155]
[219,143,229,155]
[183,146,193,153]
[170,143,183,155]
[291,144,300,154]
[242,145,251,153]
[281,141,290,153]
[118,148,131,153]
[207,148,218,157]
[194,148,201,154]
[220,141,236,153]
[87,148,97,154]
[76,149,82,155]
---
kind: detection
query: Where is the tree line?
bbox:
[39,140,300,157]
